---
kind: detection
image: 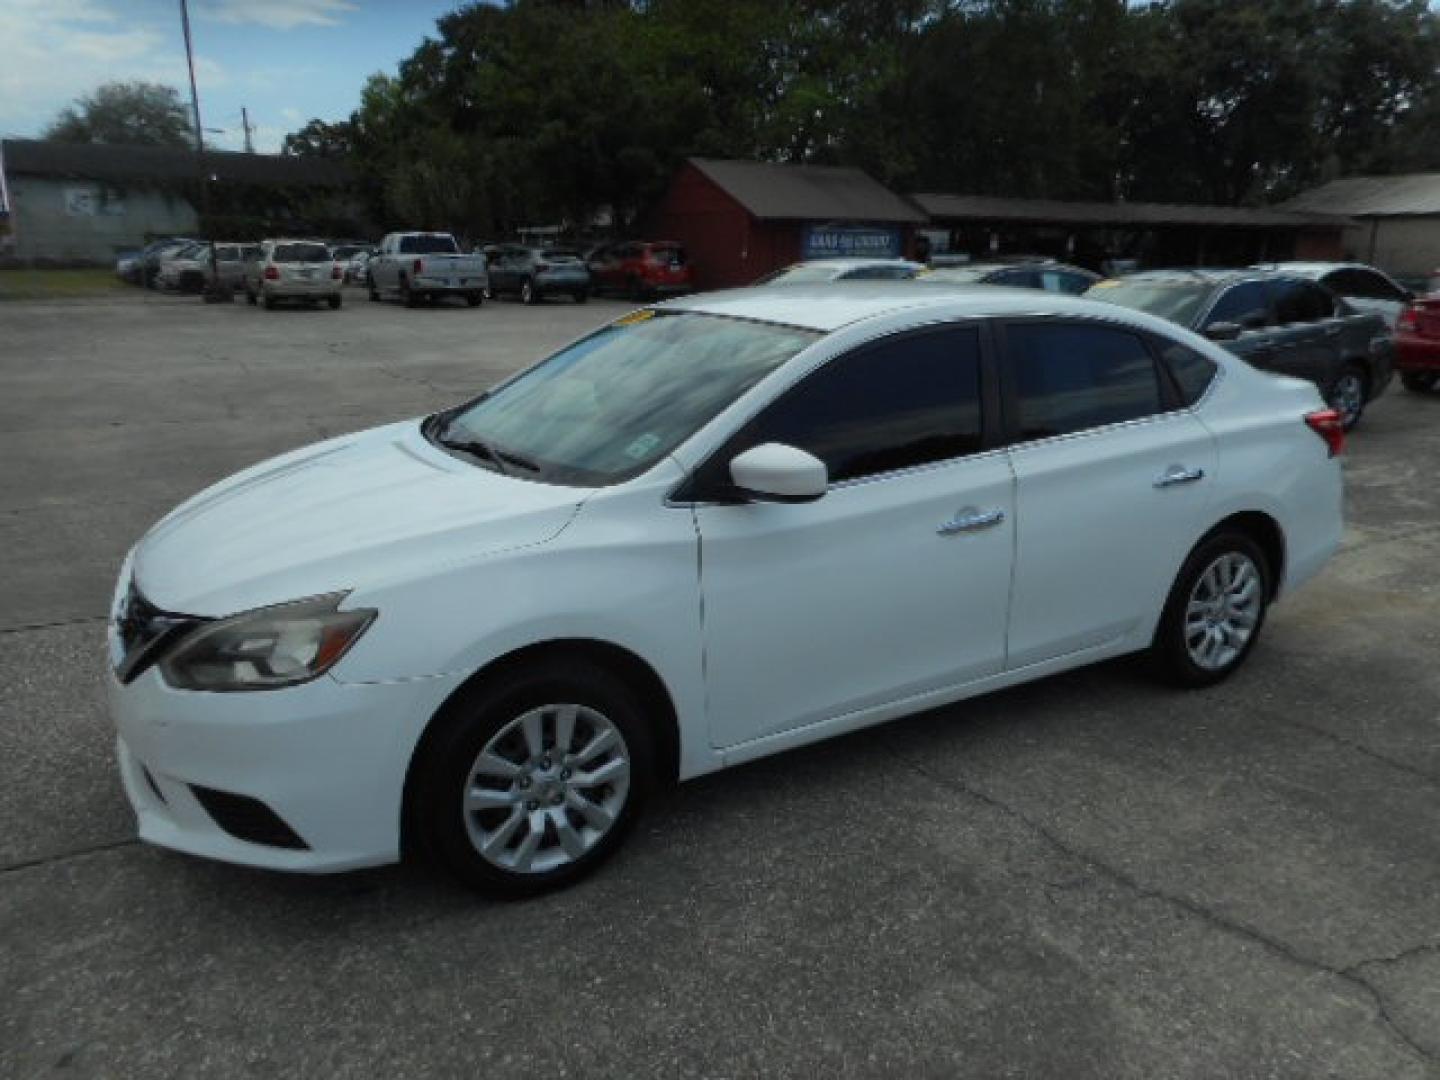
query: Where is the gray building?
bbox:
[0,139,353,264]
[1282,174,1440,281]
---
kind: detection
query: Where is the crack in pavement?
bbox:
[0,614,106,636]
[1345,942,1440,976]
[1272,713,1440,788]
[890,751,1439,1068]
[0,837,138,877]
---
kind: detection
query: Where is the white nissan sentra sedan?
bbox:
[108,286,1345,895]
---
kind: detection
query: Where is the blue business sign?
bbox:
[802,224,902,260]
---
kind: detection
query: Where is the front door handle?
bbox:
[937,507,1005,535]
[1154,465,1205,488]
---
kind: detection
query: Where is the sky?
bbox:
[0,0,462,153]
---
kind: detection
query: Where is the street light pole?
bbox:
[179,0,226,301]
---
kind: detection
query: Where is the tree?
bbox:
[44,81,194,148]
[281,118,356,159]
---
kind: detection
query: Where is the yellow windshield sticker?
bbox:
[1092,279,1122,288]
[613,309,657,326]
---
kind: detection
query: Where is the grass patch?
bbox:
[0,268,127,300]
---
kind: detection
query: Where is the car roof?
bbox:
[1115,268,1286,287]
[1250,261,1387,278]
[660,282,1170,333]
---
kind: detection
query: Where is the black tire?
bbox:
[465,292,483,307]
[245,288,257,306]
[1400,371,1440,394]
[573,290,589,304]
[367,274,380,302]
[263,293,277,311]
[328,293,342,310]
[1150,530,1271,688]
[412,658,655,897]
[1327,364,1369,431]
[401,275,420,308]
[626,275,644,301]
[521,279,538,305]
[482,284,493,300]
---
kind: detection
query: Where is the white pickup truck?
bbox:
[367,232,488,307]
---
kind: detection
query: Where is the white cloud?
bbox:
[201,0,357,30]
[0,0,227,138]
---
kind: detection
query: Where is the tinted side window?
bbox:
[1205,282,1271,329]
[1010,322,1163,439]
[990,269,1041,289]
[1042,270,1093,295]
[739,328,984,483]
[1272,279,1334,323]
[1158,341,1219,406]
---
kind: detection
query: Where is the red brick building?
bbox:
[645,158,927,290]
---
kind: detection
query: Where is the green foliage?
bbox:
[44,81,195,149]
[281,118,356,159]
[283,0,1440,234]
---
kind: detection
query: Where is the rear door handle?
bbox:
[938,507,1005,535]
[1155,465,1205,488]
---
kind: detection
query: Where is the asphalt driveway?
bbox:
[2,287,1438,1078]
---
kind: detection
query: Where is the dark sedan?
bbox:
[1086,270,1393,429]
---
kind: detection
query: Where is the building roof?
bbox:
[911,192,1340,229]
[688,158,926,224]
[1280,174,1440,217]
[0,138,351,187]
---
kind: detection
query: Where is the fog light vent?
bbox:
[190,785,308,850]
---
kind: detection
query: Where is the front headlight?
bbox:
[158,593,376,692]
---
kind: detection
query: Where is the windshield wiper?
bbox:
[436,429,541,476]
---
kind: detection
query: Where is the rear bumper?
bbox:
[534,274,590,294]
[412,274,487,292]
[263,280,340,298]
[1395,335,1440,371]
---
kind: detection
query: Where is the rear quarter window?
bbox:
[1157,341,1219,406]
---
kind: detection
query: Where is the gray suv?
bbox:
[1087,270,1393,429]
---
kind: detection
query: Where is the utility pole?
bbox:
[241,107,255,155]
[179,0,227,301]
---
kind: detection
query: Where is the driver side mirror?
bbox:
[728,443,827,504]
[1203,321,1243,342]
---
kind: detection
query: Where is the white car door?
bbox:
[1001,320,1218,669]
[693,323,1015,749]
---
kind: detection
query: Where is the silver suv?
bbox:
[244,240,343,310]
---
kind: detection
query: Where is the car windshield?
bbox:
[273,243,331,263]
[434,311,819,486]
[1086,279,1211,326]
[398,235,458,254]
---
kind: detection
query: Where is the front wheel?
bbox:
[1150,531,1270,688]
[1401,371,1440,394]
[413,659,654,896]
[1327,365,1369,431]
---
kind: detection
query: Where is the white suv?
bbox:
[244,239,343,310]
[108,286,1344,895]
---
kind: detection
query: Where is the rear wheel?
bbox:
[367,274,380,302]
[413,658,654,896]
[328,293,342,310]
[1401,371,1440,394]
[400,275,421,308]
[521,279,538,305]
[465,292,483,307]
[262,293,277,311]
[245,287,257,306]
[573,290,589,304]
[1327,364,1369,430]
[1151,531,1270,688]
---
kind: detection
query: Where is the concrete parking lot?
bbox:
[2,287,1438,1079]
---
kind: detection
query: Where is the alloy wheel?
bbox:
[1329,371,1365,428]
[462,703,631,874]
[1184,552,1261,671]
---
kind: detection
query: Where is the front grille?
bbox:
[113,579,200,684]
[190,786,309,850]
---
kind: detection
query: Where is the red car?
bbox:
[587,241,692,299]
[1396,298,1440,393]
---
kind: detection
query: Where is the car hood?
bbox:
[133,420,588,616]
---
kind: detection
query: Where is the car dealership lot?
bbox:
[2,290,1439,1078]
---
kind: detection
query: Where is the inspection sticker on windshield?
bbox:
[613,309,656,326]
[623,434,662,460]
[1091,279,1122,288]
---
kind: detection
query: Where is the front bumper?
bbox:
[110,661,465,873]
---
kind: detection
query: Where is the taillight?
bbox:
[331,265,342,279]
[1397,304,1420,333]
[412,258,423,274]
[263,265,279,280]
[1305,409,1345,458]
